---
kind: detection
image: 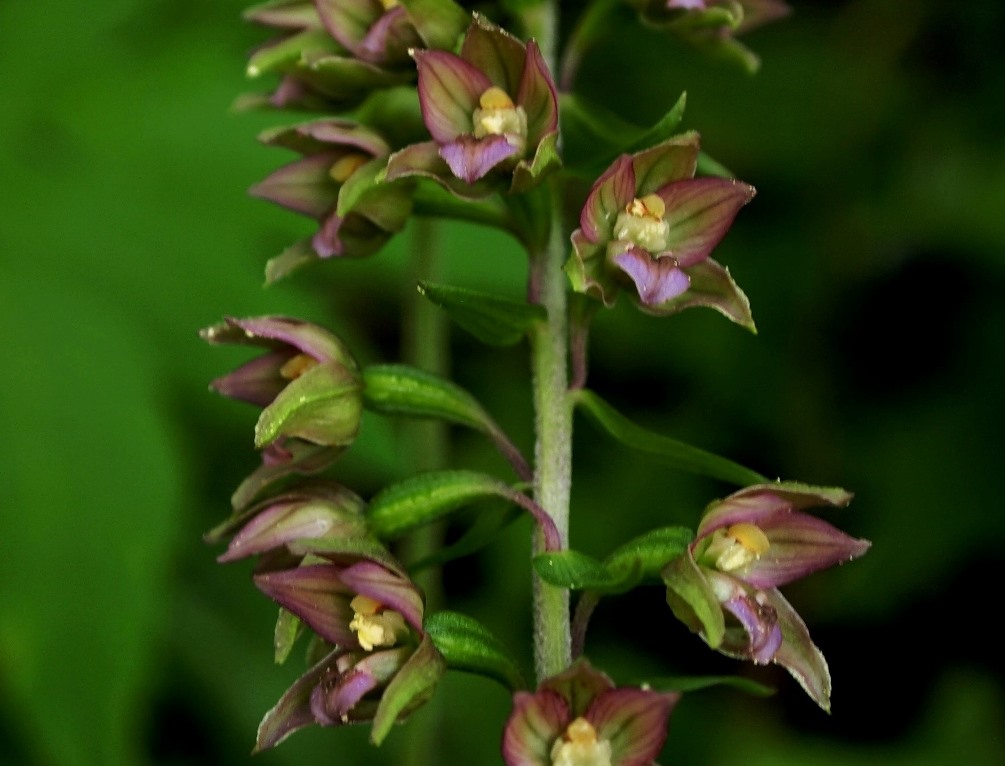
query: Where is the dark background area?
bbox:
[2,1,1003,764]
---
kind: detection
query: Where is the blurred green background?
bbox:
[2,0,1004,764]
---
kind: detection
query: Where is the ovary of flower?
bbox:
[348,595,408,652]
[472,87,528,150]
[329,153,370,183]
[550,717,613,766]
[706,522,771,572]
[613,194,670,253]
[279,353,320,380]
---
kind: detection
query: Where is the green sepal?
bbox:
[424,611,526,691]
[559,92,687,177]
[399,0,469,51]
[274,608,303,665]
[362,364,495,432]
[370,635,445,745]
[649,259,756,331]
[367,470,511,540]
[255,362,363,448]
[264,238,317,285]
[662,552,724,648]
[572,389,766,486]
[640,674,775,697]
[604,526,694,583]
[511,131,562,194]
[417,281,545,347]
[408,504,521,572]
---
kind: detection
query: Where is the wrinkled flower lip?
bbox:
[610,244,691,306]
[439,133,522,184]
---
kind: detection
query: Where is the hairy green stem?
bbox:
[519,0,571,685]
[528,181,572,682]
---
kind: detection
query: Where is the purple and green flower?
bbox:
[201,315,362,448]
[386,15,560,194]
[566,132,756,328]
[662,482,870,710]
[502,659,679,766]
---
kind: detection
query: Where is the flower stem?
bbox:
[528,178,572,682]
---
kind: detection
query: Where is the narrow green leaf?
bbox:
[559,92,687,176]
[363,364,493,431]
[425,611,526,690]
[641,675,775,697]
[604,526,694,582]
[572,389,767,486]
[371,636,445,745]
[622,92,688,156]
[367,470,510,540]
[417,282,545,346]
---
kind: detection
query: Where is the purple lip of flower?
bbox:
[502,659,679,766]
[571,133,755,310]
[411,15,559,185]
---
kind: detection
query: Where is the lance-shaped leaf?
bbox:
[246,28,340,79]
[638,674,775,697]
[371,635,446,745]
[572,389,766,485]
[363,365,531,479]
[368,470,504,539]
[560,91,687,176]
[604,526,694,583]
[424,611,526,691]
[368,470,559,549]
[533,549,622,592]
[363,364,493,430]
[417,281,545,346]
